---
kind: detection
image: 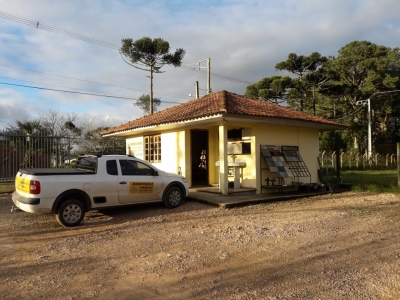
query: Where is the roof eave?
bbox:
[222,114,347,130]
[101,114,224,137]
[102,113,346,137]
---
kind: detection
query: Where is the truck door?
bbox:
[117,159,163,204]
[90,159,120,206]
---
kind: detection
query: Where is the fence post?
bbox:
[332,151,336,170]
[362,152,366,169]
[397,144,400,188]
[56,138,59,168]
[375,154,379,167]
[355,153,359,169]
[348,152,352,170]
[341,152,344,169]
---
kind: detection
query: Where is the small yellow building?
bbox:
[101,90,346,195]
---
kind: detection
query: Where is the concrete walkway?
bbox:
[187,187,330,208]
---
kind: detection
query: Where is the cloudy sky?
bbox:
[0,0,399,130]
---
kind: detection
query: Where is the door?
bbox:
[117,159,163,204]
[191,130,209,186]
[90,159,120,205]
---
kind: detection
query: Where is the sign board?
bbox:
[281,145,299,151]
[228,142,242,154]
[128,139,144,159]
[129,182,154,194]
[260,144,280,151]
[16,177,30,193]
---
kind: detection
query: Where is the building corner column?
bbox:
[218,124,228,195]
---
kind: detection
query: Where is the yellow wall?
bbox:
[125,130,186,177]
[208,127,219,184]
[298,127,319,182]
[184,129,191,185]
[252,124,319,192]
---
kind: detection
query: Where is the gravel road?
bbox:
[1,191,399,299]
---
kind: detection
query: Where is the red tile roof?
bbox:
[101,90,346,135]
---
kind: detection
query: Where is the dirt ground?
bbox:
[1,191,400,300]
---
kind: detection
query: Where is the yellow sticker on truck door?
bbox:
[129,182,154,194]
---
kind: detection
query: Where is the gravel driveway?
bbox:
[1,191,399,299]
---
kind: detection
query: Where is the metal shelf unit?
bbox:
[259,145,312,193]
[281,145,311,185]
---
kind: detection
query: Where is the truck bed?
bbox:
[18,168,95,176]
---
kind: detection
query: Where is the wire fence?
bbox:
[319,151,397,172]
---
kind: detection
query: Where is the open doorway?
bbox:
[191,130,208,186]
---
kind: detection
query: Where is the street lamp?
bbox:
[356,90,400,160]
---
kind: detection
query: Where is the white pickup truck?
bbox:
[12,154,189,227]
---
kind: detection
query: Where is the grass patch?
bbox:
[324,169,400,193]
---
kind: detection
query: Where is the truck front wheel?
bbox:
[56,199,85,227]
[163,186,183,208]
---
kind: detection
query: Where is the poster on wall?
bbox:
[128,140,144,159]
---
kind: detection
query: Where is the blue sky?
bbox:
[0,0,399,130]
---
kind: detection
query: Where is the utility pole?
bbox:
[207,58,211,94]
[195,81,199,99]
[198,58,211,95]
[356,97,381,161]
[367,97,372,160]
[149,67,154,115]
[356,90,400,160]
[397,143,400,188]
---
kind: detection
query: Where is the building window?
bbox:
[144,134,161,162]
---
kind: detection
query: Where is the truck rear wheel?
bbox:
[56,199,85,227]
[163,186,183,208]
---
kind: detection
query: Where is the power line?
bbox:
[0,75,121,95]
[0,63,189,100]
[0,10,253,85]
[331,105,365,121]
[0,10,119,50]
[180,62,253,84]
[0,81,183,104]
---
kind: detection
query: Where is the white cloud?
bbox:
[0,89,31,128]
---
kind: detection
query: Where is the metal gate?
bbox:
[0,130,71,182]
